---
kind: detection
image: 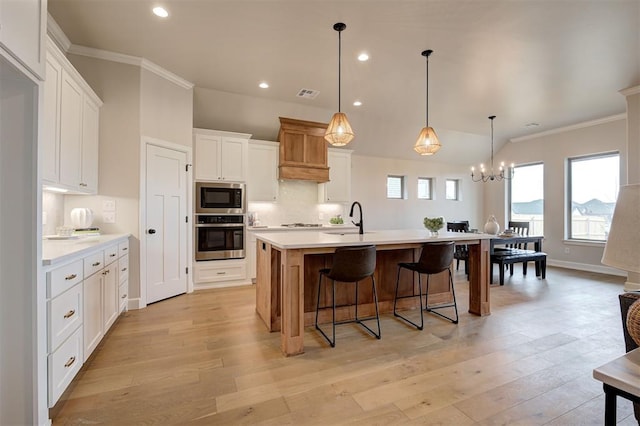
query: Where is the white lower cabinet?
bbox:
[45,236,129,407]
[82,269,103,362]
[193,259,248,288]
[48,327,83,405]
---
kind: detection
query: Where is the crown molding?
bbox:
[67,44,194,90]
[620,85,640,96]
[510,113,627,143]
[47,13,71,52]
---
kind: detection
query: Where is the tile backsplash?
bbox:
[42,191,65,236]
[248,180,347,226]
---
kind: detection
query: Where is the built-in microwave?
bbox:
[195,181,245,214]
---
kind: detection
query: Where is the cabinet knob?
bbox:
[148,229,156,234]
[109,253,116,258]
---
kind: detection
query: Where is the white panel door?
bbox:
[145,144,188,304]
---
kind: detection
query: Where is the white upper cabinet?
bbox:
[318,148,352,203]
[43,38,102,194]
[0,0,46,80]
[248,140,279,202]
[193,128,250,182]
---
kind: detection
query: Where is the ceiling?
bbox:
[48,0,640,165]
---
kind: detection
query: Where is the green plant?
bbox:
[423,216,444,232]
[329,215,344,225]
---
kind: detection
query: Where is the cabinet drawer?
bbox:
[84,251,104,277]
[118,240,129,257]
[118,280,128,313]
[195,261,247,283]
[48,259,83,299]
[118,255,129,284]
[105,244,119,265]
[48,326,83,407]
[48,283,83,352]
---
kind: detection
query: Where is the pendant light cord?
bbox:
[490,116,495,171]
[338,29,342,113]
[425,53,429,127]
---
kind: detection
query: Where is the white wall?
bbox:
[352,155,483,230]
[58,56,193,304]
[485,116,627,271]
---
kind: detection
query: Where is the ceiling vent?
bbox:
[296,88,320,99]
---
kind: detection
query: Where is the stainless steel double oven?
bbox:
[194,181,246,261]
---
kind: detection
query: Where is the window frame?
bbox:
[508,162,544,235]
[386,175,406,200]
[417,177,434,200]
[566,151,620,242]
[445,179,459,201]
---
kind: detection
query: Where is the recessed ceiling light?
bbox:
[152,6,169,18]
[353,100,362,106]
[358,53,369,62]
[259,82,269,89]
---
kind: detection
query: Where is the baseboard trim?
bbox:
[194,280,253,291]
[547,259,626,277]
[127,298,143,310]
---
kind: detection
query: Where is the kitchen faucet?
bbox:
[349,201,364,235]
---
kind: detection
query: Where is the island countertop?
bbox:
[254,229,493,249]
[255,229,493,356]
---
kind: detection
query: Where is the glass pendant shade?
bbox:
[325,112,355,146]
[413,126,441,155]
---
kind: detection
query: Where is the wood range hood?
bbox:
[277,117,330,183]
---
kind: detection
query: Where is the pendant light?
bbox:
[471,115,514,182]
[325,22,355,146]
[414,49,442,155]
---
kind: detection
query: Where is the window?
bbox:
[417,177,433,200]
[568,152,619,241]
[445,179,459,200]
[509,163,544,235]
[387,175,405,199]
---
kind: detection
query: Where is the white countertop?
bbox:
[253,229,492,249]
[248,224,357,232]
[42,233,130,266]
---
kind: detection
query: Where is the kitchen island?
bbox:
[254,229,493,356]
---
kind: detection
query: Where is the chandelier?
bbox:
[471,115,514,182]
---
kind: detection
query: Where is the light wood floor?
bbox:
[52,267,638,425]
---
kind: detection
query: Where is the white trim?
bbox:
[620,85,640,96]
[510,114,627,143]
[127,298,143,311]
[46,13,71,53]
[547,259,626,277]
[562,239,606,248]
[67,45,194,90]
[139,136,194,308]
[194,281,253,291]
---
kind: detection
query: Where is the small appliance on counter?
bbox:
[70,207,100,236]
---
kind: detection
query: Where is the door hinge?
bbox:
[185,164,192,172]
[185,267,189,274]
[185,216,188,223]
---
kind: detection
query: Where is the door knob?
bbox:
[148,229,156,234]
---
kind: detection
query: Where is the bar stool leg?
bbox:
[393,266,424,330]
[425,267,458,324]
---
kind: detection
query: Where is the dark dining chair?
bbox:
[447,221,469,276]
[315,245,381,347]
[393,241,458,330]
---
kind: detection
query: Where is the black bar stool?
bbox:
[393,241,458,330]
[315,245,381,347]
